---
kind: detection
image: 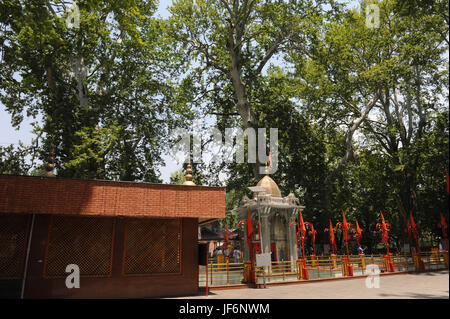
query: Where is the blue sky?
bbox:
[0,0,178,182]
[0,0,360,182]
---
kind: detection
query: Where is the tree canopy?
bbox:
[1,0,448,252]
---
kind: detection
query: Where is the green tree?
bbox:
[288,0,448,243]
[0,0,191,181]
[166,0,338,178]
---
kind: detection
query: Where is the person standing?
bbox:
[233,247,241,263]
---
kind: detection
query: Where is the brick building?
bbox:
[0,170,225,298]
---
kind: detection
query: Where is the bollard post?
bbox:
[217,254,224,270]
[303,259,309,280]
[341,257,347,276]
[244,261,252,283]
[331,254,337,268]
[413,252,425,272]
[226,259,229,285]
[383,254,395,272]
[431,248,439,264]
[311,255,318,267]
[297,258,308,280]
[341,257,353,276]
[443,251,449,268]
[359,254,366,268]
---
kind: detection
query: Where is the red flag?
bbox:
[299,209,306,237]
[329,220,336,246]
[225,224,229,242]
[246,208,254,259]
[410,212,417,234]
[380,211,389,244]
[406,220,413,247]
[355,219,363,239]
[268,152,273,168]
[342,210,349,241]
[440,212,447,240]
[410,212,420,253]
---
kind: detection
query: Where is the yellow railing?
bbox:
[199,261,245,287]
[199,252,449,287]
[254,260,298,283]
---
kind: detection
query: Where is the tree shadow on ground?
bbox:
[378,291,448,299]
[409,270,449,276]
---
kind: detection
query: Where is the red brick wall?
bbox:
[24,215,199,298]
[0,175,225,219]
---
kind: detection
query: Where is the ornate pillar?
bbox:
[260,207,271,255]
[288,209,299,262]
[241,207,251,261]
[259,206,272,276]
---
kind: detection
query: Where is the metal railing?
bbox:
[199,252,448,287]
[199,261,245,287]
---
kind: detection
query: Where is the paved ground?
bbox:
[175,270,449,299]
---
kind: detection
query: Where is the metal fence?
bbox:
[199,252,448,287]
[199,262,245,287]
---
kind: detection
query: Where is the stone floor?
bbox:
[176,270,449,299]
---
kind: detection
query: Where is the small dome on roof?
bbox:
[256,174,281,197]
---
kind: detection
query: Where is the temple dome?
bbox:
[256,174,281,197]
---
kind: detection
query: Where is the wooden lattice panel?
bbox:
[124,218,181,275]
[44,216,115,277]
[0,214,30,279]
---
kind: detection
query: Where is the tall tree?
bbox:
[167,0,338,178]
[289,0,448,224]
[0,0,191,180]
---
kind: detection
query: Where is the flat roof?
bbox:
[0,174,226,219]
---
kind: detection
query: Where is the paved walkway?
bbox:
[176,270,449,299]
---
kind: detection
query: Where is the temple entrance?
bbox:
[251,242,277,261]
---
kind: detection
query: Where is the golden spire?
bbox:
[183,158,196,186]
[41,148,56,177]
[255,160,281,197]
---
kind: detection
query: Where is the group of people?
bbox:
[213,245,367,262]
[213,246,241,263]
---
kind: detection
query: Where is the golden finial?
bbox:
[41,148,56,177]
[183,157,196,186]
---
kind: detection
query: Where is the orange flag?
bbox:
[299,209,306,237]
[440,213,447,240]
[246,208,254,259]
[342,210,349,241]
[247,208,254,239]
[380,211,389,243]
[355,219,363,239]
[410,212,420,253]
[410,212,417,234]
[329,220,336,247]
